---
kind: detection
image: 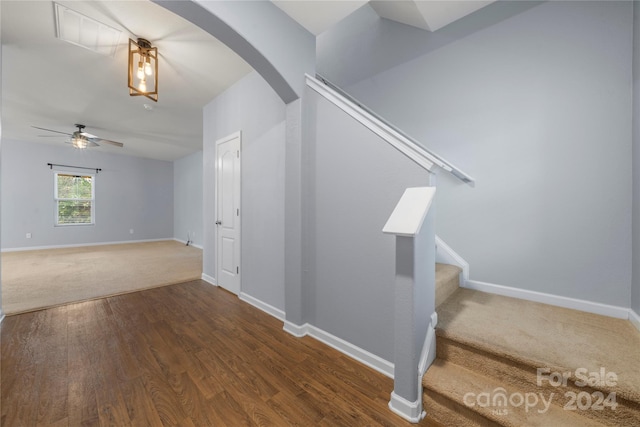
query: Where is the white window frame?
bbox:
[54,172,95,226]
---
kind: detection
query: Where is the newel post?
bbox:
[383,187,437,423]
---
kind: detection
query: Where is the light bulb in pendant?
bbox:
[136,60,144,80]
[144,57,153,76]
[139,76,147,92]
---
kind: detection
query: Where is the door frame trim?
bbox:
[214,130,242,294]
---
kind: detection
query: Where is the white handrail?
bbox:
[308,74,475,186]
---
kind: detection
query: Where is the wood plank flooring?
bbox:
[1,280,439,426]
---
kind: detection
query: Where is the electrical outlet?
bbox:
[26,233,32,239]
[129,229,134,234]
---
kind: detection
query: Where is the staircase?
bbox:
[311,71,639,425]
[309,71,640,426]
[428,265,640,426]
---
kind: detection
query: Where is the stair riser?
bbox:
[436,273,460,307]
[423,359,614,427]
[437,335,640,426]
[424,389,502,427]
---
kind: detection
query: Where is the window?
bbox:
[54,173,94,225]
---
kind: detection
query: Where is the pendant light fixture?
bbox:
[128,38,158,102]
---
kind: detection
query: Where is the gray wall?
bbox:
[307,89,431,361]
[633,2,640,316]
[1,139,174,249]
[203,71,286,311]
[317,1,543,89]
[320,1,633,308]
[174,150,203,247]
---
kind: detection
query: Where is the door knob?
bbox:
[215,221,222,225]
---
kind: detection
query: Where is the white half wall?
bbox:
[203,71,286,312]
[0,139,174,249]
[306,87,431,363]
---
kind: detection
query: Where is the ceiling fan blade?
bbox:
[32,126,72,136]
[34,125,123,148]
[84,132,124,147]
[94,138,124,148]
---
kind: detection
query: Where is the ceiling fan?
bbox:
[33,124,124,149]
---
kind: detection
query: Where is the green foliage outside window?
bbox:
[56,174,94,225]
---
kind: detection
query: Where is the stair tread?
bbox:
[424,359,608,427]
[436,288,640,404]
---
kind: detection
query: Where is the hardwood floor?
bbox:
[1,280,441,426]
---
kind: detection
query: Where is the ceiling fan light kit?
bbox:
[70,124,94,149]
[33,124,124,150]
[128,38,158,102]
[71,135,88,149]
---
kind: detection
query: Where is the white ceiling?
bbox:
[1,0,493,162]
[370,0,495,32]
[273,0,496,35]
[1,0,252,161]
[272,0,370,35]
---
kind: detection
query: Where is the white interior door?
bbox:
[215,132,241,295]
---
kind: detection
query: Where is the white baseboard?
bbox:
[201,273,216,286]
[464,280,630,319]
[172,238,203,250]
[1,238,174,253]
[238,294,393,380]
[418,312,438,376]
[283,321,394,378]
[388,391,425,423]
[239,293,285,321]
[283,321,308,337]
[435,235,469,283]
[630,309,640,332]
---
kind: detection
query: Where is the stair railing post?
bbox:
[383,187,437,423]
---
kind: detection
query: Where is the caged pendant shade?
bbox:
[128,38,158,102]
[71,135,88,149]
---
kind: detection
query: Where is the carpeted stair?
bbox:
[427,265,640,426]
[436,263,462,307]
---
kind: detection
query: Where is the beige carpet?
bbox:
[424,287,640,426]
[1,240,202,315]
